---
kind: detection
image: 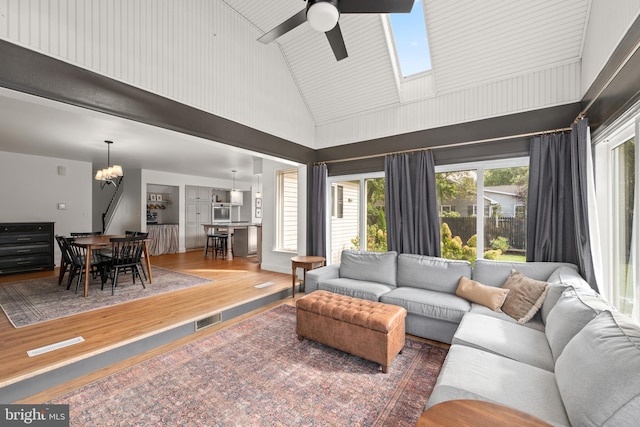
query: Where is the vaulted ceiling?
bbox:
[0,0,628,179]
[223,0,590,125]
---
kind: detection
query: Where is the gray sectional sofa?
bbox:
[305,250,640,426]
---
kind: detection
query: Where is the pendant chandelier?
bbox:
[95,140,123,186]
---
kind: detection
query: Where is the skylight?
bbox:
[389,0,431,77]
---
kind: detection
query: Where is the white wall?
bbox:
[0,151,92,264]
[581,0,640,96]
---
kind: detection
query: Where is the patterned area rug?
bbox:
[50,305,448,426]
[0,267,212,328]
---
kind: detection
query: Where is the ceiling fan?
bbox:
[258,0,415,61]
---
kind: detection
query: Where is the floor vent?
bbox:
[195,313,222,331]
[27,336,85,357]
[254,281,275,288]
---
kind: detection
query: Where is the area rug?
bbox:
[0,267,212,328]
[50,305,448,426]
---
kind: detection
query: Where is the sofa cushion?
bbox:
[380,287,470,324]
[542,266,592,325]
[501,271,549,324]
[426,345,570,426]
[397,254,472,293]
[318,278,395,302]
[472,259,577,287]
[455,276,509,312]
[469,303,545,331]
[545,287,612,361]
[452,313,554,371]
[339,250,397,287]
[555,310,640,427]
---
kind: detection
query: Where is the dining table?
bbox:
[72,235,153,297]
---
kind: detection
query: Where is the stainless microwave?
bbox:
[212,203,231,223]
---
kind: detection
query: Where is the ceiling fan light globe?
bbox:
[307,1,339,32]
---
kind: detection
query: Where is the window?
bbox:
[440,205,453,215]
[327,174,385,264]
[276,169,298,252]
[595,111,639,322]
[389,0,431,77]
[436,160,528,263]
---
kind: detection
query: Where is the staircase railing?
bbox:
[102,176,124,233]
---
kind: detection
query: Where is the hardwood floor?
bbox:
[0,250,448,404]
[0,250,295,402]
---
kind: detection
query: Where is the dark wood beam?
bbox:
[0,39,316,165]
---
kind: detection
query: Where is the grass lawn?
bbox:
[495,253,527,262]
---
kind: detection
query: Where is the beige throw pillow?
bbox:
[456,276,510,312]
[501,270,549,324]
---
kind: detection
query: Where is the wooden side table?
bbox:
[290,256,326,298]
[416,400,551,427]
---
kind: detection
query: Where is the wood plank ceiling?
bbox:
[222,0,590,126]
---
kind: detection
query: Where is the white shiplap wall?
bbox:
[316,60,582,148]
[0,0,315,147]
[580,0,640,96]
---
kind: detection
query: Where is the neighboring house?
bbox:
[440,186,523,218]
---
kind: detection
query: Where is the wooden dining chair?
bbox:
[102,236,146,295]
[55,235,74,286]
[125,231,149,279]
[64,236,109,293]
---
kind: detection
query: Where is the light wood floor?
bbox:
[0,250,296,402]
[1,250,448,404]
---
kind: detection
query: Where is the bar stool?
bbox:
[204,234,217,257]
[214,234,228,259]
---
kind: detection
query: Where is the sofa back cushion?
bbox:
[542,266,592,325]
[555,310,640,426]
[472,260,577,287]
[339,250,398,287]
[545,287,613,360]
[397,254,471,293]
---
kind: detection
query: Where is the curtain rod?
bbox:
[316,126,572,165]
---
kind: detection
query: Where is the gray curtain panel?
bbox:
[309,163,327,258]
[527,119,598,291]
[570,119,598,289]
[385,151,441,256]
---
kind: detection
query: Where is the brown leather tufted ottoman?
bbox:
[296,290,407,373]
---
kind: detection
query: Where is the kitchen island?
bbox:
[202,223,261,262]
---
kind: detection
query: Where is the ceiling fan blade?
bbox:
[339,0,415,14]
[325,23,348,61]
[258,9,307,44]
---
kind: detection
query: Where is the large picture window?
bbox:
[327,174,385,264]
[435,159,529,264]
[595,111,639,322]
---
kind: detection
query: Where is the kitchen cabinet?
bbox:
[185,186,212,249]
[0,222,55,276]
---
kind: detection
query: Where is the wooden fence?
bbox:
[441,216,526,251]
